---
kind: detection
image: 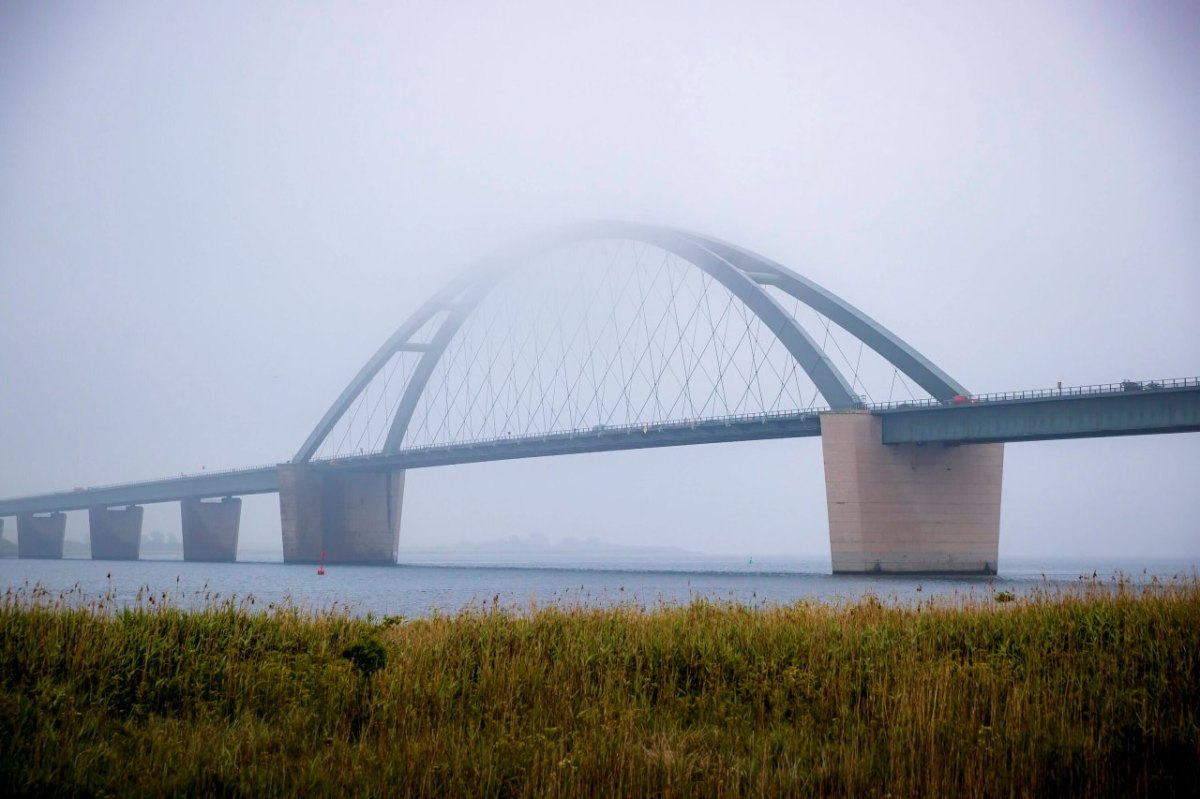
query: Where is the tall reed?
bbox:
[1,577,1196,797]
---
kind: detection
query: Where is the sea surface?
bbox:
[2,552,1195,618]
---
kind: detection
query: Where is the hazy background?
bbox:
[1,1,1197,560]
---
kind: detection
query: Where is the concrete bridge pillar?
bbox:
[89,505,143,560]
[278,465,404,564]
[181,497,241,562]
[17,512,67,559]
[820,411,1004,574]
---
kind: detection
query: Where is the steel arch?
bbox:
[294,222,966,462]
[675,229,968,401]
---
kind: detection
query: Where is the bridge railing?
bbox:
[36,462,285,498]
[868,376,1200,412]
[311,406,831,463]
[312,375,1200,460]
[19,377,1196,496]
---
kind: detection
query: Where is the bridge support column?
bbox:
[820,411,1004,574]
[181,497,240,562]
[17,512,66,559]
[89,505,143,560]
[278,465,404,564]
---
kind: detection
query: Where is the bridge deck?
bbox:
[879,382,1200,444]
[0,466,282,516]
[0,412,824,516]
[0,380,1196,517]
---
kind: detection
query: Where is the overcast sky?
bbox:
[1,1,1197,560]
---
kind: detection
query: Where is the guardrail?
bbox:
[867,376,1200,412]
[313,406,830,464]
[29,462,284,498]
[7,377,1195,502]
[306,376,1200,461]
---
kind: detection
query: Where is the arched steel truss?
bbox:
[294,222,968,462]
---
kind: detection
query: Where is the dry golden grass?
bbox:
[1,577,1197,797]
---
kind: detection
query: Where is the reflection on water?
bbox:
[0,554,1195,618]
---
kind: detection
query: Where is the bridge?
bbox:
[2,222,1197,572]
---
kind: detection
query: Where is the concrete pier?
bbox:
[17,512,67,559]
[278,465,404,564]
[821,411,1004,574]
[181,497,241,562]
[89,505,143,560]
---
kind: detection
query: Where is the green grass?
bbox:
[1,578,1197,797]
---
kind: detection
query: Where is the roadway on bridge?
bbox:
[0,379,1196,518]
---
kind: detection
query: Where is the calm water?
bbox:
[2,553,1195,617]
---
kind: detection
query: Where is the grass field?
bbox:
[1,577,1197,797]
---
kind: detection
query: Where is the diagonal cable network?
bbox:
[380,240,857,452]
[809,308,874,404]
[580,244,679,428]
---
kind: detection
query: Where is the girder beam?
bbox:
[338,413,822,471]
[879,386,1200,444]
[0,467,279,517]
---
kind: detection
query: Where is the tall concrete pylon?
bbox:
[821,412,1004,574]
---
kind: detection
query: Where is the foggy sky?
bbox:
[1,1,1197,560]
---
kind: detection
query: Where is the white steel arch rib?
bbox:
[294,222,965,462]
